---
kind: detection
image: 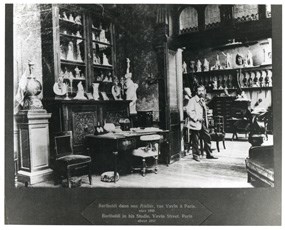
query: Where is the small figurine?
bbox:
[80,73,85,79]
[69,13,74,22]
[74,15,82,24]
[76,40,83,62]
[74,66,81,78]
[69,71,74,79]
[189,60,195,72]
[203,58,209,72]
[97,72,104,81]
[66,41,74,61]
[196,60,202,72]
[60,45,65,60]
[93,52,101,64]
[214,54,222,70]
[182,61,187,74]
[222,52,232,69]
[76,31,82,38]
[102,53,111,66]
[63,30,68,34]
[63,68,69,79]
[74,81,87,100]
[62,12,68,20]
[245,50,253,67]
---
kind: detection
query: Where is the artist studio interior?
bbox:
[13,4,274,188]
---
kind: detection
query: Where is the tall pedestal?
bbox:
[15,109,53,186]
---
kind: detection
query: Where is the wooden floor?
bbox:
[23,134,273,188]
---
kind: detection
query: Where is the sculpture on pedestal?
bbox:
[15,61,53,186]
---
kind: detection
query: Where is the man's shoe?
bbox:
[206,155,218,159]
[193,155,200,162]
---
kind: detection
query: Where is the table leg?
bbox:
[113,151,118,183]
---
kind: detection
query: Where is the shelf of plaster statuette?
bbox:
[93,64,113,69]
[63,77,86,81]
[59,18,83,28]
[240,86,272,90]
[61,59,86,66]
[212,88,238,92]
[211,86,272,92]
[92,40,112,46]
[185,64,272,76]
[60,33,85,41]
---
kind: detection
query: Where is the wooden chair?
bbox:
[54,131,92,188]
[209,116,226,152]
[131,134,161,177]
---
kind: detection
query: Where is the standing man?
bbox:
[186,85,218,161]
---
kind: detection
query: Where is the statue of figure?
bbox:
[196,60,202,72]
[69,71,74,79]
[76,31,82,38]
[112,77,122,100]
[63,68,69,79]
[126,58,131,73]
[62,12,68,20]
[125,76,138,114]
[74,66,81,78]
[203,58,209,72]
[74,81,87,100]
[66,41,74,61]
[102,53,111,66]
[214,54,222,70]
[222,52,232,69]
[189,60,195,72]
[76,40,83,62]
[60,44,65,60]
[69,13,74,22]
[245,50,253,67]
[182,61,187,74]
[74,15,82,24]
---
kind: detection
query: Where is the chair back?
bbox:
[214,116,224,133]
[54,131,73,159]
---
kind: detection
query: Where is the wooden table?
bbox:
[85,129,169,183]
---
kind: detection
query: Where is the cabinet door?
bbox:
[166,48,183,163]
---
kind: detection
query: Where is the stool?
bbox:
[131,134,161,177]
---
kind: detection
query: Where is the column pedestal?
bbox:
[15,109,53,186]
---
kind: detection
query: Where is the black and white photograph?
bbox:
[4,1,282,226]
